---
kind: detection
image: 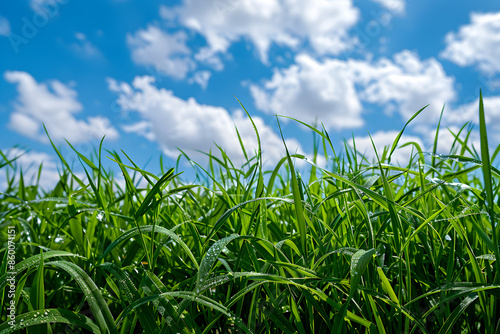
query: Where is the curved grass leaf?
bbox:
[0,309,101,333]
[438,293,479,334]
[0,251,85,291]
[350,248,376,295]
[134,168,175,220]
[46,261,117,334]
[196,234,239,292]
[98,225,199,270]
[117,291,253,334]
[98,263,160,333]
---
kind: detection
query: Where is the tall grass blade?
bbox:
[276,117,308,257]
[478,91,500,280]
[387,104,427,164]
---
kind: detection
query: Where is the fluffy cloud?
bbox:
[4,71,119,143]
[127,25,195,80]
[161,0,359,64]
[353,51,456,125]
[349,130,424,165]
[107,75,303,166]
[127,1,359,86]
[0,16,10,36]
[250,54,364,130]
[441,12,500,74]
[251,50,455,131]
[127,26,219,87]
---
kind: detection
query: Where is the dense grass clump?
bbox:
[1,95,500,333]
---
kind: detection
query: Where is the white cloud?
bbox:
[441,12,500,74]
[127,0,359,83]
[127,25,195,79]
[370,0,405,14]
[107,75,303,166]
[0,16,11,36]
[250,53,364,130]
[0,148,61,190]
[189,70,212,89]
[250,50,455,131]
[4,71,119,143]
[122,121,156,141]
[161,0,359,64]
[349,130,424,165]
[353,50,456,126]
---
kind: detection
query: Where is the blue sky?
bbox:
[1,0,500,189]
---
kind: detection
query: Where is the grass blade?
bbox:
[0,309,101,333]
[276,117,308,257]
[47,261,118,333]
[478,91,500,279]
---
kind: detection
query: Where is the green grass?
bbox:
[1,94,500,333]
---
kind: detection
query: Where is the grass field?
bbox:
[1,93,500,333]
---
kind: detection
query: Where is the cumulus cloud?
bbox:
[250,54,364,130]
[127,25,195,79]
[107,75,303,166]
[349,130,424,165]
[4,71,119,143]
[126,1,360,86]
[441,12,500,74]
[160,0,359,64]
[0,16,11,36]
[250,50,455,131]
[353,50,456,125]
